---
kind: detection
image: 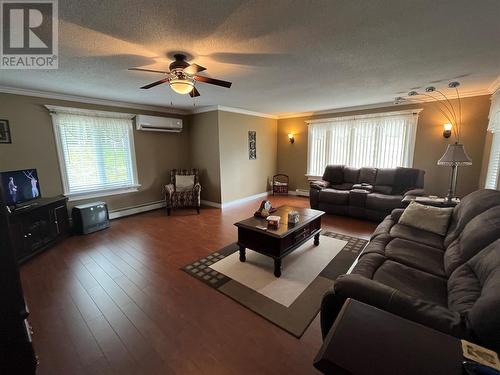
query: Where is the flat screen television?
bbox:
[0,169,41,206]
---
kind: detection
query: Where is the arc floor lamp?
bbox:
[396,81,472,202]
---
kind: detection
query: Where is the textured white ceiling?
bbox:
[1,0,499,116]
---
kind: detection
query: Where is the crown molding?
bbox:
[0,85,189,115]
[191,105,278,119]
[276,88,494,120]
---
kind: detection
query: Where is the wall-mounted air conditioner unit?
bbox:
[135,115,183,133]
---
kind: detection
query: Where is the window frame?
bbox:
[305,109,421,177]
[48,106,140,201]
[485,132,500,190]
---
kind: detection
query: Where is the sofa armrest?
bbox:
[391,208,405,222]
[164,183,175,198]
[310,180,330,190]
[321,274,466,340]
[404,188,426,197]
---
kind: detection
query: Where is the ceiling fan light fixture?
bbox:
[169,78,194,94]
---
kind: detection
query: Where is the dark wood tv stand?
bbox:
[6,196,70,263]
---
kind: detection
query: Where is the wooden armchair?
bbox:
[164,169,201,215]
[272,174,289,195]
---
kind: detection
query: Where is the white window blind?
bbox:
[485,91,500,190]
[49,107,139,198]
[307,110,420,176]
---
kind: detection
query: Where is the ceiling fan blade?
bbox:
[189,87,201,98]
[194,75,232,88]
[129,67,170,74]
[183,63,206,75]
[140,78,169,89]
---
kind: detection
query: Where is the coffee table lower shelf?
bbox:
[237,228,321,277]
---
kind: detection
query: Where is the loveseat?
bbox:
[309,165,425,221]
[320,189,500,352]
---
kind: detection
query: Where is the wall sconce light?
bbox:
[443,123,452,138]
[288,133,295,144]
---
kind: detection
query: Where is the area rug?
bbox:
[182,231,367,337]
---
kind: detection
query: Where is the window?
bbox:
[49,106,139,200]
[485,133,500,189]
[485,91,500,190]
[307,110,421,176]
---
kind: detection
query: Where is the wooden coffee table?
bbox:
[234,206,324,277]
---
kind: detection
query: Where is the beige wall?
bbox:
[188,111,222,203]
[278,95,491,197]
[0,93,190,211]
[218,111,277,203]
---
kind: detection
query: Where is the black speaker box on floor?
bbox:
[72,201,110,234]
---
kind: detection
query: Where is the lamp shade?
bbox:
[437,143,472,166]
[169,78,194,94]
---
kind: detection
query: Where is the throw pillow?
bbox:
[399,201,453,236]
[176,175,195,192]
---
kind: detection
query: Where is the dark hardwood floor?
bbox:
[20,195,377,375]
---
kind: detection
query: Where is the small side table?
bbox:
[402,195,460,208]
[313,299,463,375]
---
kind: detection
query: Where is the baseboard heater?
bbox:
[295,189,310,197]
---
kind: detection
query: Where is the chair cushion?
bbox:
[176,174,195,191]
[399,201,453,236]
[319,189,350,205]
[390,223,445,250]
[385,238,446,278]
[359,168,377,184]
[366,193,403,212]
[343,167,360,183]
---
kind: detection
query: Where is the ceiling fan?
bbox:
[128,53,232,97]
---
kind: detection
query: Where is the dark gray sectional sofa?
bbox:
[320,189,500,352]
[309,165,425,221]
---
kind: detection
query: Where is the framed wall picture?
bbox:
[248,130,256,160]
[0,119,11,144]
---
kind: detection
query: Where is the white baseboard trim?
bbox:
[221,191,270,209]
[288,189,310,197]
[201,199,222,208]
[109,200,166,219]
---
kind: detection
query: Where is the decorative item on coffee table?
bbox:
[254,200,276,218]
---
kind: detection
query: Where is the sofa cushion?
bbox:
[373,168,395,194]
[319,188,350,205]
[322,165,344,184]
[370,259,448,306]
[399,201,453,236]
[445,189,500,247]
[393,167,424,194]
[443,205,500,276]
[385,238,446,278]
[390,223,445,249]
[359,167,377,184]
[366,193,403,212]
[465,239,500,351]
[343,167,360,183]
[330,183,354,190]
